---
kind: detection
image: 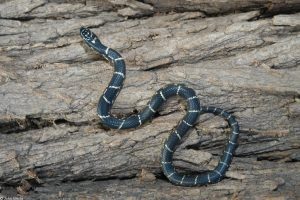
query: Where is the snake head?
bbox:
[80,27,101,48]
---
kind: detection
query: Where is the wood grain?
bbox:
[0,0,299,199]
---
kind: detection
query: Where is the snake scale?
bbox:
[80,27,240,187]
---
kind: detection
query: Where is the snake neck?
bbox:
[95,43,126,113]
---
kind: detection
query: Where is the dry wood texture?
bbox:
[0,0,300,199]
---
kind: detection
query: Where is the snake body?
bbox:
[80,27,240,186]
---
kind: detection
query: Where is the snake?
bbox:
[80,27,240,187]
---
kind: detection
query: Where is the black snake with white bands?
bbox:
[80,27,240,187]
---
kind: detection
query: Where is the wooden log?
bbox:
[0,0,299,199]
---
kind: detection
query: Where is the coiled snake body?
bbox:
[80,27,240,187]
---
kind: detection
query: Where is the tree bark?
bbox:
[0,0,299,199]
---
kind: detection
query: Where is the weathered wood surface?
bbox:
[0,0,299,199]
